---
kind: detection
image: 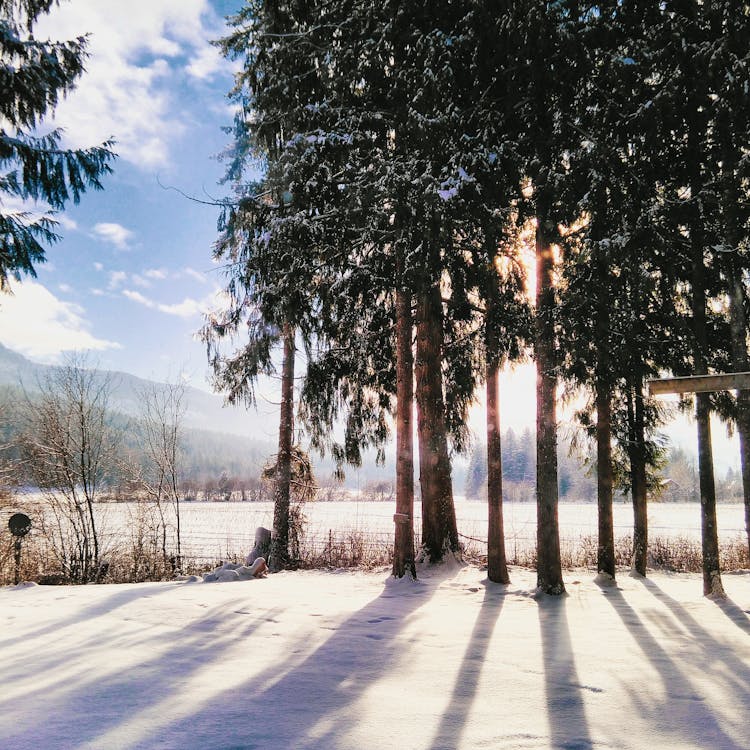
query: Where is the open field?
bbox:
[5,497,748,579]
[103,499,749,561]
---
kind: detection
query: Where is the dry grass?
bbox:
[2,522,749,585]
[460,532,750,575]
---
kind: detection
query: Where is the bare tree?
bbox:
[136,380,186,572]
[17,354,120,582]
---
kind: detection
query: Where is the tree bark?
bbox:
[595,381,615,577]
[486,356,510,584]
[720,142,750,562]
[393,282,416,579]
[728,294,750,563]
[696,391,723,595]
[683,28,724,596]
[594,233,615,579]
[535,214,564,594]
[269,322,295,572]
[415,283,459,563]
[691,241,725,597]
[627,379,649,576]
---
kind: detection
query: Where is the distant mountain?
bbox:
[0,343,263,438]
[0,344,398,486]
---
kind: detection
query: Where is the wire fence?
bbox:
[2,499,749,584]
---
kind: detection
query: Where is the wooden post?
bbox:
[648,372,750,396]
[647,371,750,597]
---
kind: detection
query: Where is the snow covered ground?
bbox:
[2,563,750,750]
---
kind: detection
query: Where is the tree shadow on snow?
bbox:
[714,594,750,637]
[150,571,440,750]
[637,577,750,688]
[0,595,284,748]
[0,582,178,650]
[425,580,505,750]
[538,594,594,750]
[601,580,749,750]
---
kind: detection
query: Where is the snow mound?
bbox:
[200,558,267,583]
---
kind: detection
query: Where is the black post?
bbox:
[13,538,22,585]
[8,513,32,585]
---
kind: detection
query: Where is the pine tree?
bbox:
[707,0,750,562]
[0,0,114,290]
[513,0,588,595]
[206,0,331,570]
[559,0,651,580]
[659,0,728,597]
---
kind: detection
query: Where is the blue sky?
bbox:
[0,0,250,389]
[0,0,739,468]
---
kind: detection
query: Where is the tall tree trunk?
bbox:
[594,238,615,578]
[535,214,564,594]
[269,322,295,572]
[730,301,750,563]
[596,380,615,577]
[683,30,724,597]
[486,354,510,584]
[696,390,723,595]
[627,379,649,576]
[691,242,725,597]
[393,281,416,579]
[415,283,459,562]
[721,142,750,562]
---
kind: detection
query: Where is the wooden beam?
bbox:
[647,372,750,396]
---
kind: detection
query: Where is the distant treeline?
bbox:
[463,427,742,504]
[2,382,739,504]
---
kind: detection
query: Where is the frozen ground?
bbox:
[1,563,750,750]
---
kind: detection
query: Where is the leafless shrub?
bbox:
[15,355,121,583]
[134,380,186,572]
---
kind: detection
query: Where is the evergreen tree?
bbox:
[559,0,664,579]
[654,0,729,597]
[512,0,588,594]
[0,0,114,290]
[464,441,487,500]
[206,0,330,570]
[706,0,750,561]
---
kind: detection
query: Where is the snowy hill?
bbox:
[0,342,263,438]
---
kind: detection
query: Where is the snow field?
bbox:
[1,563,749,749]
[72,499,749,563]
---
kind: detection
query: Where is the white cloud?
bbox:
[93,223,134,250]
[131,275,152,288]
[108,271,127,290]
[35,1,229,169]
[157,298,204,318]
[93,262,104,272]
[186,44,225,81]
[57,215,78,231]
[123,289,155,308]
[58,283,72,293]
[183,266,209,284]
[144,268,169,280]
[0,281,121,361]
[123,287,219,319]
